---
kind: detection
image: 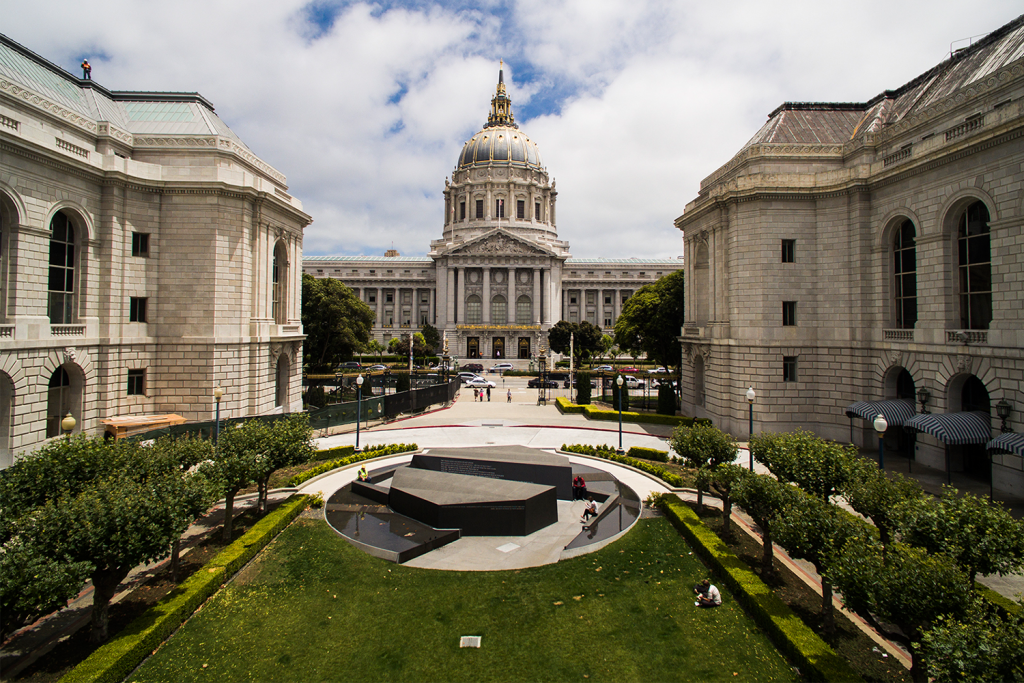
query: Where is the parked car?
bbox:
[367,364,387,371]
[650,366,667,373]
[620,366,639,373]
[458,372,482,383]
[339,361,361,369]
[591,365,613,372]
[527,378,559,388]
[462,363,484,372]
[489,362,514,372]
[465,377,496,389]
[623,376,645,389]
[563,378,597,388]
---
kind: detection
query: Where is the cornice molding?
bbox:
[0,79,97,134]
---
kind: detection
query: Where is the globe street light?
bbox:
[213,386,224,446]
[61,413,76,440]
[873,414,888,470]
[355,374,364,452]
[746,387,756,470]
[616,374,625,454]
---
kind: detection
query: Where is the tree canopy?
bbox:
[547,320,603,362]
[301,273,375,372]
[612,270,684,368]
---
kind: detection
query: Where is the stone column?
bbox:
[614,288,621,323]
[482,266,491,324]
[456,266,465,325]
[428,286,435,325]
[446,268,455,326]
[374,288,382,329]
[562,287,567,322]
[533,268,541,325]
[508,268,516,323]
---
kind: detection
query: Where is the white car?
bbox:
[367,364,387,371]
[458,372,482,382]
[623,376,645,389]
[650,367,667,374]
[465,377,497,389]
[592,365,614,372]
[489,362,514,372]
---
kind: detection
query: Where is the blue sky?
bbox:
[2,0,1022,258]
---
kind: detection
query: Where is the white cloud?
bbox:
[2,0,1021,258]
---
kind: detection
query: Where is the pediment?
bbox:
[450,229,552,257]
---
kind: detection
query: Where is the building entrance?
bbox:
[492,337,505,359]
[518,337,531,359]
[467,337,480,359]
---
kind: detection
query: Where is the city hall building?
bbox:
[676,14,1024,496]
[304,68,683,361]
[0,34,310,465]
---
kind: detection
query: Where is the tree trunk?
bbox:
[760,524,775,578]
[222,490,236,543]
[257,477,269,514]
[170,538,181,583]
[820,574,835,635]
[720,494,733,540]
[696,488,704,508]
[90,568,127,643]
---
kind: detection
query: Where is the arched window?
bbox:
[465,295,482,324]
[961,375,990,414]
[275,355,289,408]
[957,201,991,330]
[516,295,532,324]
[491,295,507,325]
[46,366,72,438]
[893,219,917,329]
[272,241,287,324]
[896,368,915,400]
[48,211,76,324]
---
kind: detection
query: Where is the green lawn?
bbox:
[132,518,798,683]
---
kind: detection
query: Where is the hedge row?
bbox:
[554,397,712,428]
[61,495,309,683]
[560,444,685,488]
[287,443,418,486]
[311,444,356,462]
[626,446,671,463]
[657,495,862,683]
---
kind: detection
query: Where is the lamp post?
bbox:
[213,386,224,445]
[917,387,930,414]
[996,399,1013,433]
[61,413,76,440]
[355,374,364,451]
[616,374,624,454]
[746,387,756,470]
[873,414,888,470]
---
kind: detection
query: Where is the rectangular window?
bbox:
[535,202,541,220]
[368,293,376,303]
[570,296,577,304]
[782,239,795,263]
[127,368,146,396]
[604,295,612,305]
[604,317,612,327]
[129,296,147,322]
[516,200,525,219]
[386,292,393,303]
[783,356,798,382]
[495,199,505,218]
[475,199,484,218]
[131,232,150,257]
[459,201,466,220]
[782,301,797,326]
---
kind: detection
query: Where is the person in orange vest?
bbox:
[81,59,91,80]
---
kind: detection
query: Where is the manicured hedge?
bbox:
[287,443,418,486]
[657,495,862,683]
[555,397,585,413]
[311,444,356,462]
[60,495,309,683]
[976,582,1023,617]
[561,444,684,488]
[554,398,712,428]
[626,446,670,463]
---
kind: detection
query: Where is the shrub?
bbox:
[561,444,684,488]
[555,397,585,414]
[657,383,676,415]
[576,371,593,405]
[626,446,670,463]
[657,495,862,683]
[287,443,418,486]
[311,444,356,462]
[611,384,629,411]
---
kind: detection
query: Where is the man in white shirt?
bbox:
[695,579,722,607]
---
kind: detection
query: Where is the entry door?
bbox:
[492,337,505,359]
[518,337,531,359]
[467,337,479,358]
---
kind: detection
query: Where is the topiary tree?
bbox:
[695,463,746,540]
[831,538,972,682]
[732,472,800,578]
[750,429,857,502]
[252,414,314,514]
[611,380,629,411]
[657,382,676,415]
[576,370,592,405]
[669,423,737,507]
[840,460,924,550]
[204,420,263,542]
[920,598,1024,683]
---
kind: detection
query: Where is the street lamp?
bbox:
[917,387,931,414]
[61,412,76,439]
[746,387,756,470]
[873,414,888,470]
[213,386,224,445]
[355,374,364,451]
[616,374,625,454]
[996,399,1013,433]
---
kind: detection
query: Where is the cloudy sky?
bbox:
[3,1,1021,258]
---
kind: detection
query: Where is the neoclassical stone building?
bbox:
[676,14,1024,495]
[305,68,683,360]
[0,34,310,466]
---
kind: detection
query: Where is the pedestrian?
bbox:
[473,387,478,401]
[81,59,91,80]
[507,389,512,403]
[695,579,722,608]
[486,386,491,401]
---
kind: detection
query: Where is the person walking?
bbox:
[473,387,479,401]
[81,59,91,80]
[507,389,512,403]
[486,386,491,401]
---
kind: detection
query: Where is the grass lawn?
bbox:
[131,517,797,683]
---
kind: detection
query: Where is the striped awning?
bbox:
[845,399,917,427]
[904,411,992,445]
[986,432,1024,457]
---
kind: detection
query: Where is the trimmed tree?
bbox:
[831,538,972,682]
[302,273,375,372]
[750,429,857,502]
[840,460,924,549]
[732,472,800,578]
[669,423,737,508]
[252,414,315,514]
[204,420,262,542]
[920,598,1024,683]
[576,370,592,405]
[694,463,746,540]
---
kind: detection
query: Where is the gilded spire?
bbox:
[484,61,517,129]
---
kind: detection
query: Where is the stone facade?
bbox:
[304,67,683,360]
[0,35,311,466]
[675,15,1024,495]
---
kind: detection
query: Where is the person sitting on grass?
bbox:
[581,496,598,523]
[694,579,721,608]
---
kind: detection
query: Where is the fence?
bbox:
[127,379,460,442]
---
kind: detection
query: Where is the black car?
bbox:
[462,363,484,372]
[527,378,559,388]
[563,378,598,388]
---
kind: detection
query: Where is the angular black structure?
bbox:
[388,467,558,536]
[410,446,573,500]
